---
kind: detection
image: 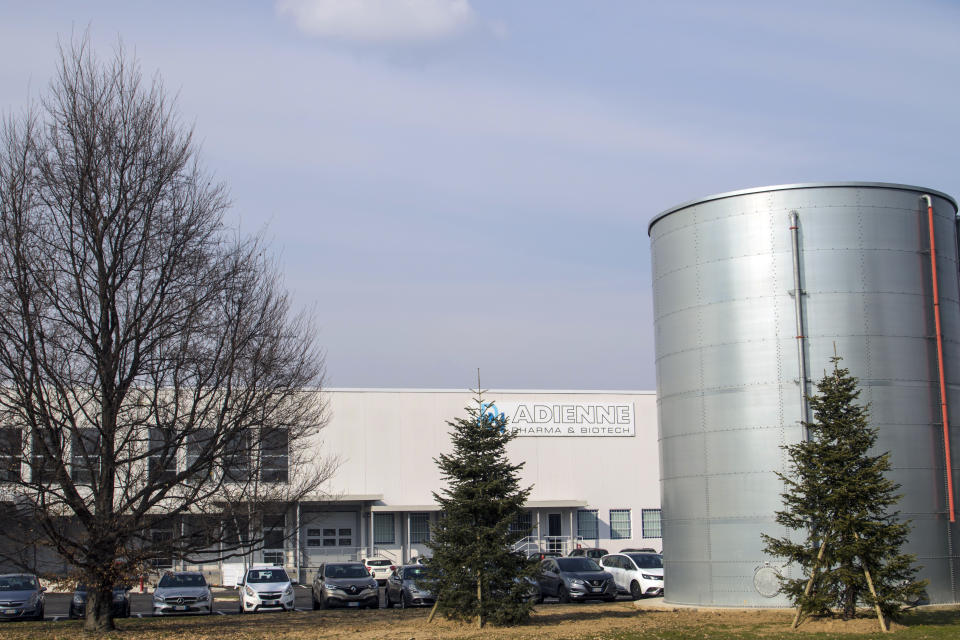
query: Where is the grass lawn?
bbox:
[1,603,958,639]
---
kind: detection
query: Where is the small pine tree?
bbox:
[762,355,926,622]
[422,392,536,627]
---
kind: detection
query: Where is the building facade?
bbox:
[214,388,660,584]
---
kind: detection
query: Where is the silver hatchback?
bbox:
[152,571,213,615]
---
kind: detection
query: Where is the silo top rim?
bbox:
[648,182,958,235]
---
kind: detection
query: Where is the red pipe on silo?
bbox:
[924,194,955,523]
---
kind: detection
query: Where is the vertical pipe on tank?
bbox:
[922,194,955,523]
[789,211,809,438]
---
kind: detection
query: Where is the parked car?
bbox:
[567,547,609,559]
[153,571,213,615]
[312,562,379,609]
[600,552,664,599]
[536,557,617,603]
[528,551,562,561]
[385,565,434,608]
[0,574,45,621]
[69,584,131,619]
[363,557,396,585]
[619,547,658,553]
[239,566,295,613]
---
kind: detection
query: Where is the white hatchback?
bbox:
[599,552,664,599]
[239,566,296,613]
[363,557,396,585]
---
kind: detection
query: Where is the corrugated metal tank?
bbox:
[648,182,960,606]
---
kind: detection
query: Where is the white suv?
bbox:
[363,557,396,585]
[239,566,296,613]
[599,552,664,599]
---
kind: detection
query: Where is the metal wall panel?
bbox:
[649,183,960,606]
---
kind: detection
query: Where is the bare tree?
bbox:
[0,39,336,632]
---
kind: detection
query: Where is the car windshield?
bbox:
[556,558,602,572]
[0,576,38,591]
[627,553,663,569]
[326,565,370,579]
[402,567,430,580]
[367,559,391,567]
[246,569,289,583]
[75,584,127,593]
[158,574,207,588]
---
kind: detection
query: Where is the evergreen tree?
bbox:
[762,355,926,622]
[423,392,536,627]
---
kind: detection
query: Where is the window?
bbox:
[642,509,662,539]
[509,511,532,537]
[223,516,249,547]
[577,509,599,540]
[71,428,100,485]
[610,509,631,539]
[148,428,177,483]
[410,513,430,544]
[263,514,285,549]
[0,428,22,482]
[31,430,63,484]
[373,513,394,545]
[223,430,250,483]
[150,528,174,569]
[185,428,214,481]
[260,429,288,483]
[338,528,352,547]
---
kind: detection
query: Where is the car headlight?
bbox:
[27,593,40,606]
[113,592,125,602]
[197,592,209,602]
[368,582,378,590]
[642,573,658,580]
[244,586,256,598]
[73,594,85,604]
[284,585,294,596]
[153,593,165,604]
[326,584,344,591]
[568,578,585,586]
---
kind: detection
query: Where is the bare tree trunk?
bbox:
[84,584,114,632]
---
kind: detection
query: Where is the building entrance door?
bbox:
[547,513,562,553]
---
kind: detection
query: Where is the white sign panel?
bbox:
[484,401,635,437]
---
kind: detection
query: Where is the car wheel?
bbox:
[630,580,642,601]
[35,604,44,621]
[400,591,409,609]
[536,589,544,605]
[238,602,245,614]
[124,602,131,618]
[319,593,328,609]
[312,591,320,610]
[558,585,570,604]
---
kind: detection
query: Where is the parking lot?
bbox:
[37,586,629,621]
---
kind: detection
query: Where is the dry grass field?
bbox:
[2,602,959,639]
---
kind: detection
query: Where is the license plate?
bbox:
[3,609,16,615]
[175,605,187,611]
[347,602,359,607]
[264,600,276,605]
[590,587,601,592]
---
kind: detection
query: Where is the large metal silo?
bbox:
[648,182,960,607]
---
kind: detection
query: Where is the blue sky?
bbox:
[2,1,958,390]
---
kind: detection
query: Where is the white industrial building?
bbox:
[220,388,661,584]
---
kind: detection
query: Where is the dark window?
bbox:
[410,513,430,544]
[260,429,288,483]
[263,514,285,549]
[509,511,532,536]
[373,513,394,544]
[31,430,63,483]
[577,509,599,540]
[71,428,100,485]
[185,428,214,482]
[223,430,250,483]
[223,516,249,547]
[150,529,174,569]
[0,428,22,482]
[148,428,177,483]
[641,509,661,539]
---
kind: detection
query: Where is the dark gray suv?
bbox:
[536,557,617,603]
[312,562,379,609]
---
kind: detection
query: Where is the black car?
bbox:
[536,557,617,603]
[69,585,131,619]
[567,548,609,560]
[385,565,434,608]
[312,562,379,609]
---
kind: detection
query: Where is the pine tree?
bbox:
[762,355,926,623]
[422,392,536,627]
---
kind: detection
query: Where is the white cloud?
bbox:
[275,0,476,43]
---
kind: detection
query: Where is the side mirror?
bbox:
[41,587,48,592]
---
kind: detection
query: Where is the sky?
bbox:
[1,0,959,391]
